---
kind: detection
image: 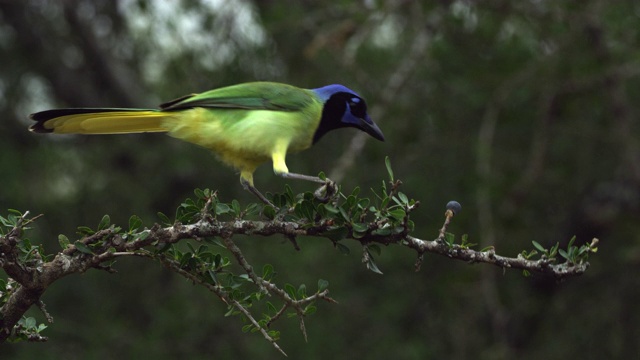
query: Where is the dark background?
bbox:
[1,1,639,359]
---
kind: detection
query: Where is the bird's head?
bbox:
[311,84,385,144]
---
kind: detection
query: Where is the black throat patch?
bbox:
[312,92,351,144]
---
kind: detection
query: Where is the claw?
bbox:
[314,179,337,203]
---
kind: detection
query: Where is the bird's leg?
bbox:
[278,172,325,184]
[272,151,337,202]
[240,176,276,208]
[278,172,338,203]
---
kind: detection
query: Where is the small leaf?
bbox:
[242,324,253,333]
[74,241,94,255]
[352,223,369,234]
[324,204,340,214]
[366,254,384,275]
[266,301,277,314]
[98,215,110,230]
[58,234,70,249]
[388,208,406,221]
[385,156,394,181]
[304,305,317,315]
[231,199,241,216]
[284,283,297,299]
[558,248,569,260]
[297,284,307,298]
[194,188,205,199]
[338,207,349,221]
[532,241,545,252]
[373,227,392,236]
[263,205,276,220]
[129,215,142,232]
[76,226,95,236]
[317,279,329,292]
[24,317,36,329]
[444,232,455,246]
[262,264,274,280]
[215,203,231,215]
[157,212,172,225]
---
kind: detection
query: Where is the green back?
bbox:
[160,82,315,112]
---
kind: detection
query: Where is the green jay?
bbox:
[29,81,385,204]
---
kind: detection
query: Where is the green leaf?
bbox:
[398,192,408,204]
[129,215,143,232]
[58,234,70,249]
[244,203,260,217]
[532,241,545,252]
[242,324,253,333]
[300,200,315,221]
[207,269,218,285]
[24,317,36,329]
[558,248,569,260]
[304,305,317,315]
[76,226,95,236]
[157,212,172,225]
[372,227,392,236]
[266,301,277,314]
[385,156,394,182]
[444,232,455,246]
[98,215,110,230]
[317,279,329,292]
[231,199,241,216]
[262,264,274,280]
[284,184,295,204]
[338,206,349,221]
[366,253,384,275]
[297,284,307,298]
[284,283,297,300]
[215,203,231,215]
[324,204,340,214]
[194,188,205,199]
[133,231,149,242]
[388,208,406,221]
[352,222,369,234]
[263,205,276,220]
[74,241,93,255]
[357,198,370,210]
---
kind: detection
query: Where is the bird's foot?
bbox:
[314,178,337,203]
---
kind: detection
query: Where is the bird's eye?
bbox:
[348,97,366,118]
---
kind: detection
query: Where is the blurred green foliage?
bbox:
[1,0,639,359]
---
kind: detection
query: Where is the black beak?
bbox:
[360,116,385,141]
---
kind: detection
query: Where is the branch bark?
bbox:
[1,207,590,344]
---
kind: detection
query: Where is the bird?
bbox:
[29,81,385,205]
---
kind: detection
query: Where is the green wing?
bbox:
[159,82,315,112]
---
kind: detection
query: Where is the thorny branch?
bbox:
[1,199,591,351]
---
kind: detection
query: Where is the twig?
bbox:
[221,235,267,294]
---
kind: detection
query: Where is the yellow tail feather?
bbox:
[45,111,172,134]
